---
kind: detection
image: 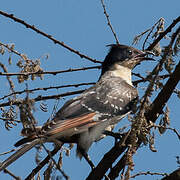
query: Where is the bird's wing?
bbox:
[42,86,104,137]
[42,76,138,137]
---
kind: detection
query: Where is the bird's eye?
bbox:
[127,49,132,55]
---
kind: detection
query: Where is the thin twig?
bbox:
[133,74,170,86]
[130,171,168,178]
[0,148,19,156]
[0,65,101,77]
[147,16,180,51]
[0,62,15,96]
[132,29,151,45]
[161,168,180,180]
[3,168,21,180]
[151,125,180,140]
[0,117,20,123]
[169,25,180,47]
[0,89,85,107]
[142,18,165,50]
[0,82,95,101]
[40,144,69,180]
[0,41,25,60]
[0,10,101,64]
[25,146,61,180]
[100,0,119,44]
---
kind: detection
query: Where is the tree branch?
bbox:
[145,60,180,122]
[100,0,119,44]
[0,89,85,107]
[25,146,60,180]
[161,168,180,180]
[130,171,168,179]
[0,10,101,64]
[0,82,95,101]
[0,65,101,77]
[147,16,180,51]
[86,137,128,180]
[3,168,21,180]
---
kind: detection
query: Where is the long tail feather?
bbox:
[0,138,42,171]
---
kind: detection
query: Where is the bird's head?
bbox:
[101,44,153,76]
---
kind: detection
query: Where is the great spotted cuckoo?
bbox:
[0,44,153,171]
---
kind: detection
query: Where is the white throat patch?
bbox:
[111,64,132,85]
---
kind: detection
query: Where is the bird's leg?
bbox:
[79,149,95,170]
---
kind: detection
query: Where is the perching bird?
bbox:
[0,44,153,171]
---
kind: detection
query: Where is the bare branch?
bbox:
[0,65,101,77]
[0,148,19,156]
[39,143,69,180]
[132,29,151,45]
[0,62,15,95]
[145,60,180,123]
[86,136,128,180]
[132,18,165,50]
[3,168,21,180]
[131,171,168,179]
[0,82,95,101]
[25,146,60,180]
[151,124,180,140]
[161,168,180,180]
[142,18,165,50]
[147,16,180,51]
[0,89,85,107]
[100,0,120,44]
[0,41,25,60]
[0,10,101,64]
[133,73,170,86]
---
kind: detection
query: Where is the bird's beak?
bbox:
[135,50,155,61]
[132,50,155,69]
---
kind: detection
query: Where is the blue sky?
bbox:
[0,0,180,179]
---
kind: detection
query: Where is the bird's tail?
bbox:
[14,137,36,147]
[0,138,42,171]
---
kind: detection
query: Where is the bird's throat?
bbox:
[111,64,132,85]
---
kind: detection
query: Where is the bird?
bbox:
[0,44,153,171]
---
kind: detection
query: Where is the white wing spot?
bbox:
[86,91,95,95]
[112,96,118,100]
[82,103,94,112]
[104,100,109,104]
[119,98,124,102]
[107,94,113,99]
